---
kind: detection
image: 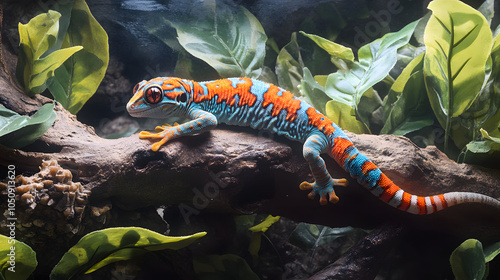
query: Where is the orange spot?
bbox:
[331,137,353,166]
[398,192,412,211]
[262,85,302,121]
[377,173,401,203]
[417,197,426,214]
[361,161,378,175]
[306,107,335,135]
[193,78,257,107]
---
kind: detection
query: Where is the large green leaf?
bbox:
[381,53,433,135]
[49,227,206,280]
[0,103,57,148]
[16,10,82,95]
[423,0,492,124]
[450,239,486,280]
[323,20,418,129]
[174,4,267,78]
[0,235,37,280]
[276,33,303,95]
[48,0,109,114]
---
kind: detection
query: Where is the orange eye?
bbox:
[144,86,163,104]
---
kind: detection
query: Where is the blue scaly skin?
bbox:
[127,77,500,214]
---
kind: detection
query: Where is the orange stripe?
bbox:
[417,197,426,214]
[438,194,447,209]
[332,137,354,166]
[361,161,378,175]
[377,173,401,202]
[306,107,336,135]
[399,192,411,211]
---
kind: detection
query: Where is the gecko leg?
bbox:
[299,134,348,205]
[139,108,217,151]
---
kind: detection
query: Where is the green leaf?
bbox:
[0,235,37,280]
[48,0,109,114]
[323,20,418,129]
[276,33,303,95]
[16,10,83,95]
[484,241,500,263]
[423,0,492,151]
[450,239,486,280]
[289,224,357,250]
[248,215,280,233]
[381,53,433,135]
[0,103,57,148]
[49,227,206,280]
[356,19,420,98]
[193,254,259,280]
[300,31,354,69]
[175,4,267,78]
[325,100,370,134]
[298,68,331,115]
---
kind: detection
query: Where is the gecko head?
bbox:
[126,77,192,118]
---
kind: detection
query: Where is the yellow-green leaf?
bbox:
[0,235,37,280]
[248,215,280,233]
[48,0,109,114]
[300,31,354,65]
[423,0,492,120]
[49,227,206,280]
[325,100,370,134]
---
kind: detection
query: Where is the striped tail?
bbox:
[329,136,500,214]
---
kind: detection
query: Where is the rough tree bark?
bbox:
[1,43,500,279]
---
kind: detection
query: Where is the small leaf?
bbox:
[450,239,486,280]
[0,103,57,148]
[276,33,303,95]
[48,0,109,114]
[175,4,267,78]
[300,31,354,68]
[484,241,500,263]
[49,227,206,280]
[248,215,280,233]
[0,235,38,280]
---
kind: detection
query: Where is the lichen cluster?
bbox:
[0,160,91,241]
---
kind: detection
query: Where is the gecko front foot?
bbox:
[138,123,180,151]
[300,179,348,205]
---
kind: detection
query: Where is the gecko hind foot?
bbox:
[300,179,348,205]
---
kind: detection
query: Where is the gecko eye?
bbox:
[176,92,187,103]
[144,86,163,104]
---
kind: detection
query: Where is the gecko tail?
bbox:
[329,136,500,215]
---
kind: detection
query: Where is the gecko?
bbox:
[126,77,500,214]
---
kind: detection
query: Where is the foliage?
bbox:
[450,239,500,280]
[16,0,109,114]
[0,235,37,280]
[146,0,500,163]
[0,103,56,148]
[49,227,206,279]
[423,0,493,154]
